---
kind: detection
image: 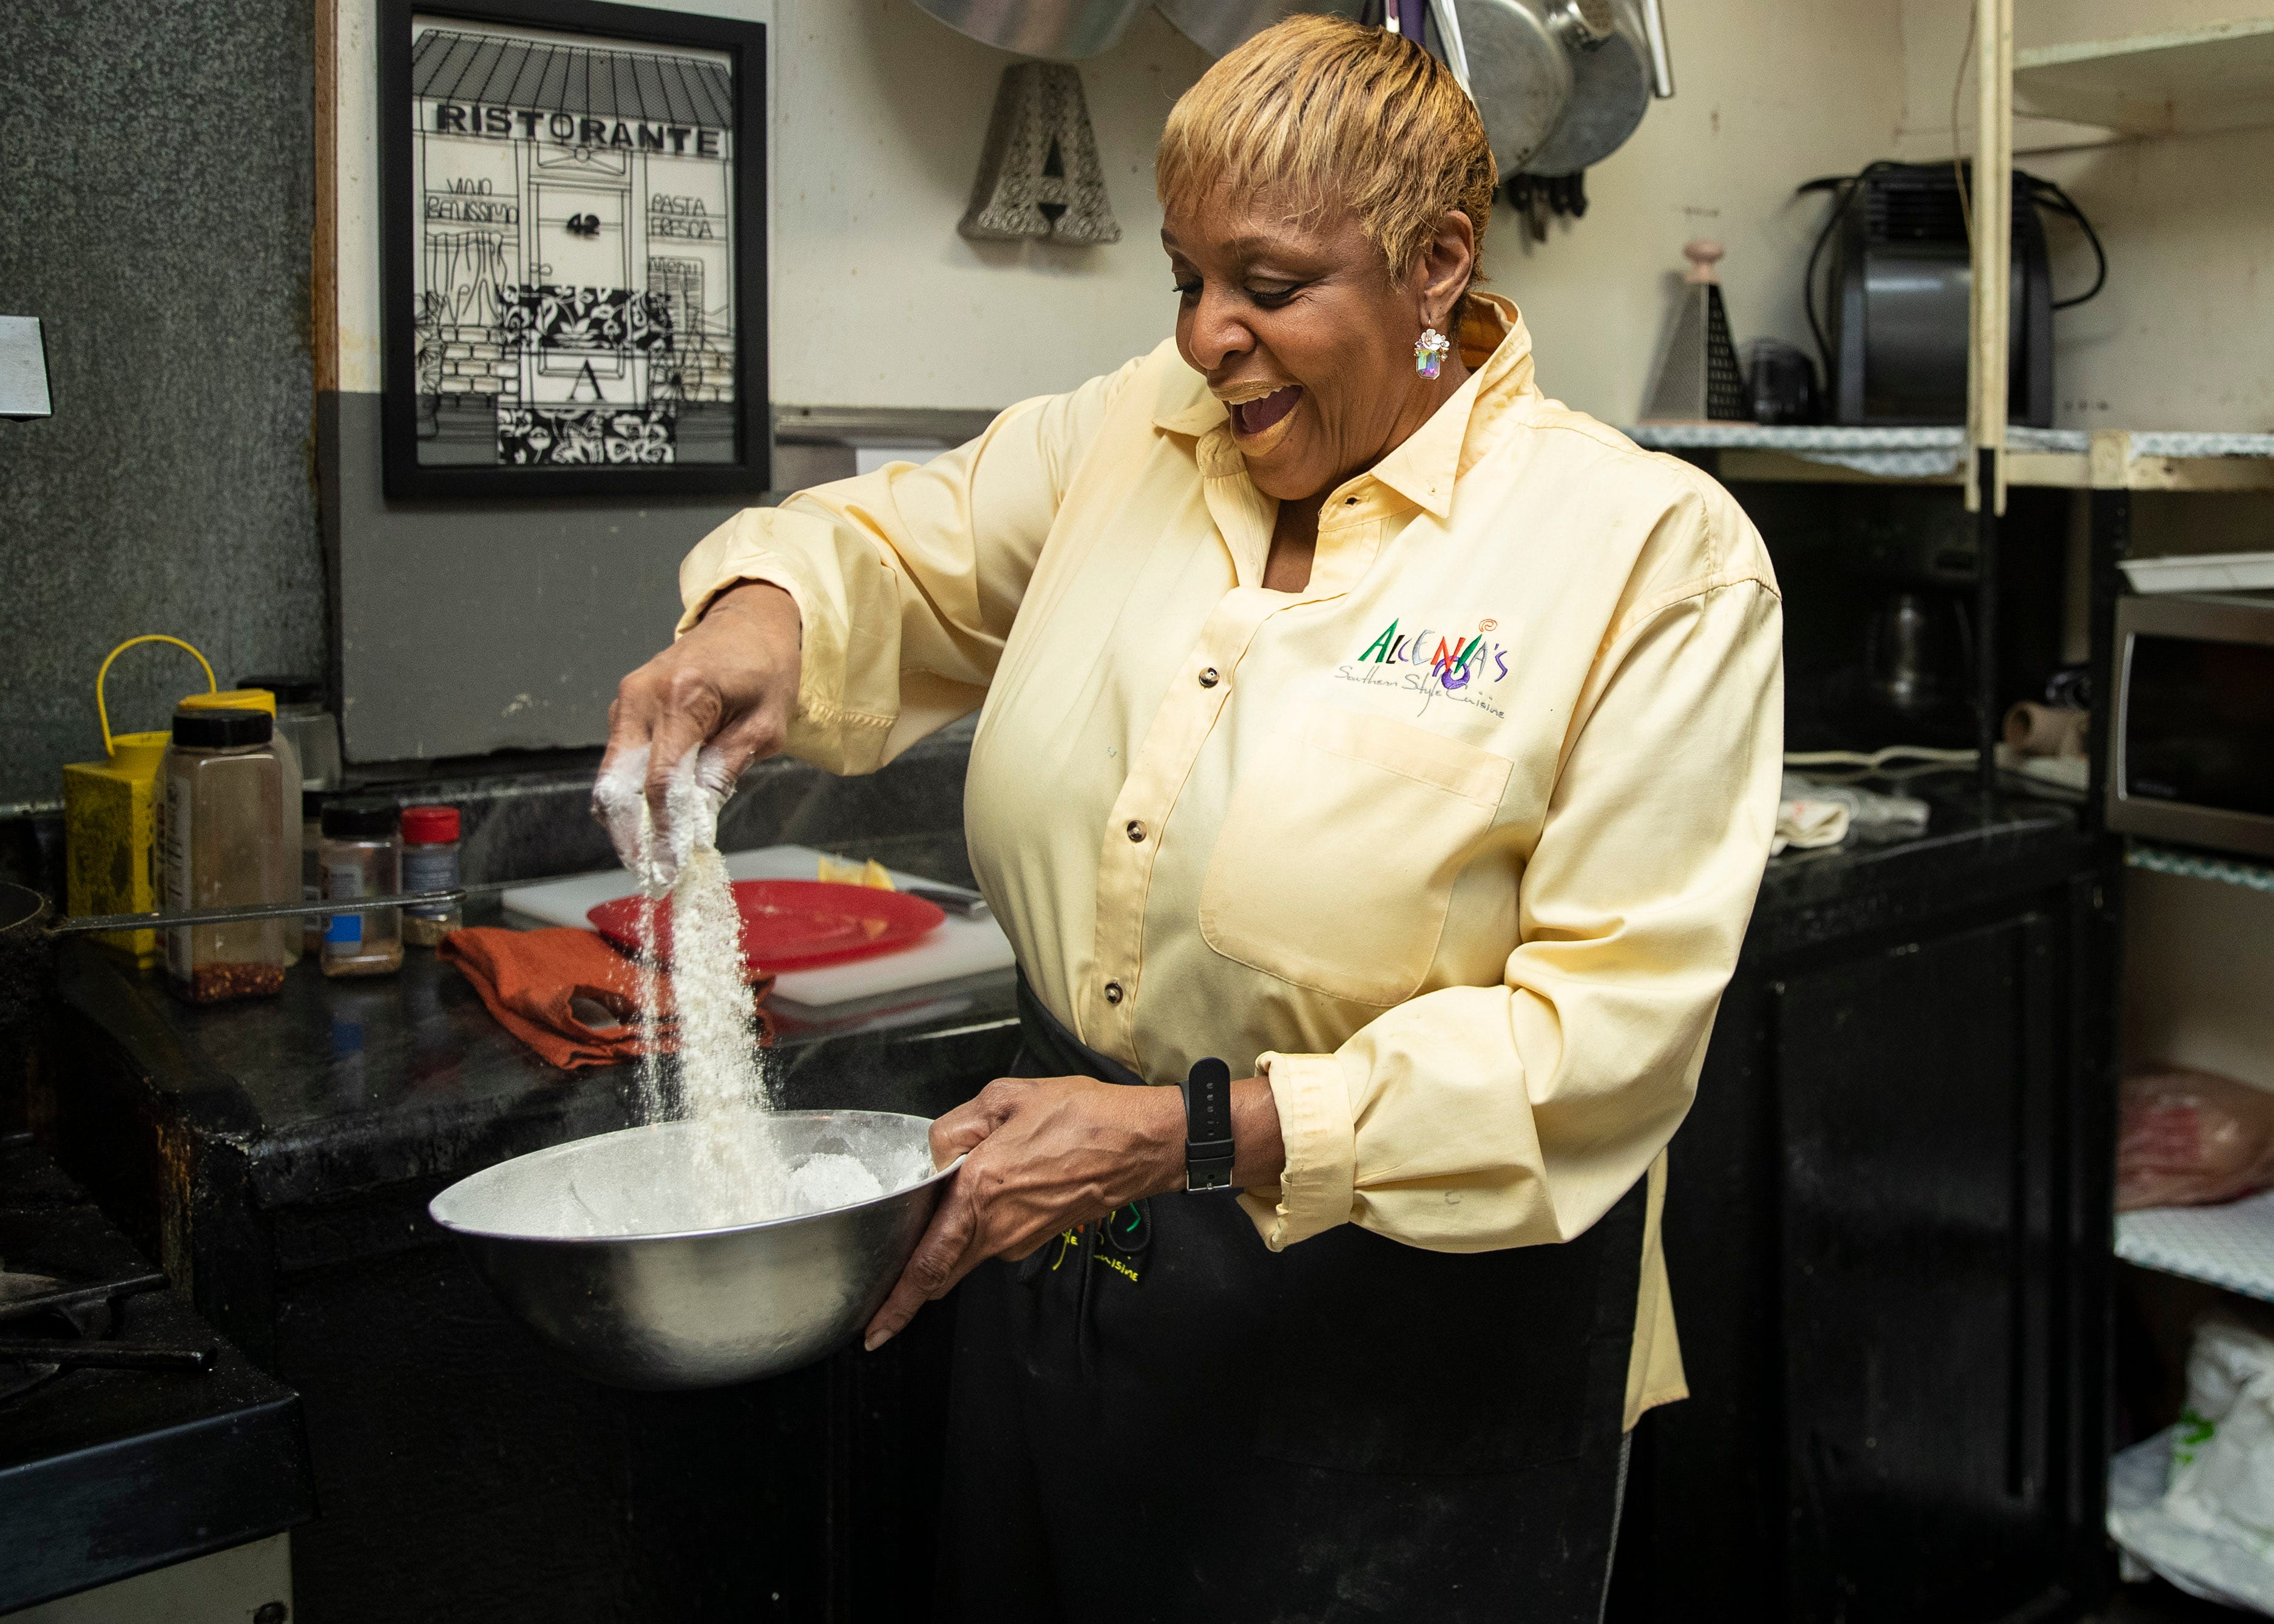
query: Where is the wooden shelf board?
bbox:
[2015,18,2274,137]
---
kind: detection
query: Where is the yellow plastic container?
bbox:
[62,637,217,966]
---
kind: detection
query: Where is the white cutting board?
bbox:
[501,845,1014,1010]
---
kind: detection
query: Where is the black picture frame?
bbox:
[379,0,768,498]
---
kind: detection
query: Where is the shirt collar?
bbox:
[1148,293,1539,519]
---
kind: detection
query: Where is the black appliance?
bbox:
[1742,339,1819,425]
[2108,592,2274,858]
[0,1132,313,1612]
[1800,161,2104,428]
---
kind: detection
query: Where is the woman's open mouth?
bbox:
[1223,384,1303,453]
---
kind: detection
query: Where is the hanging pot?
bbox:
[1409,0,1674,178]
[907,0,1155,61]
[1153,0,1366,58]
[1447,0,1583,174]
[1522,0,1673,175]
[1146,0,1671,178]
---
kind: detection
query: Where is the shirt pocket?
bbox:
[1199,704,1514,1007]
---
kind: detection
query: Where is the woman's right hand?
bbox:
[600,580,804,831]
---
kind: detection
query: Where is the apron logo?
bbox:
[1022,1201,1151,1288]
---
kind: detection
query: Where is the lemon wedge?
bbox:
[817,854,897,891]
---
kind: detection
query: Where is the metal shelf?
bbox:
[2015,18,2274,141]
[2127,842,2274,896]
[2118,1189,2274,1305]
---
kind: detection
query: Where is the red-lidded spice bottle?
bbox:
[400,805,462,947]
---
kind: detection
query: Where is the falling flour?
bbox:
[588,747,916,1233]
[635,763,773,1219]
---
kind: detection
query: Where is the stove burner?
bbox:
[0,1264,206,1399]
[0,1136,214,1404]
[0,1270,96,1402]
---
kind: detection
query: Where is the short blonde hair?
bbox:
[1156,15,1495,296]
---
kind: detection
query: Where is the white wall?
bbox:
[766,0,1926,425]
[2125,870,2274,1090]
[1895,0,2274,433]
[1489,0,1910,424]
[331,1,2274,428]
[330,0,1211,410]
[768,2,1210,407]
[333,0,1924,424]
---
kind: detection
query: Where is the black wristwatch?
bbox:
[1180,1057,1236,1191]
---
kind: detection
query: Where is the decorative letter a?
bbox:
[959,63,1122,245]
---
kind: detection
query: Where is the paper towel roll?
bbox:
[2003,702,2089,759]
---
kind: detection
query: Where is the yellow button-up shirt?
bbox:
[680,295,1783,1426]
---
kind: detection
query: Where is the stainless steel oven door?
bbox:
[2109,592,2274,858]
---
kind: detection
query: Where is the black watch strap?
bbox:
[1180,1057,1236,1191]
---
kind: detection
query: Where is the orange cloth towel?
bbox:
[438,927,774,1072]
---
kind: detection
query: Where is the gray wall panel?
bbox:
[324,390,748,763]
[0,0,325,804]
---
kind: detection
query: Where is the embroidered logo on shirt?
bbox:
[1336,618,1511,718]
[1352,617,1511,688]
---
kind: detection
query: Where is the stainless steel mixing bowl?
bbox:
[428,1111,955,1390]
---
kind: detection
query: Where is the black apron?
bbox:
[935,972,1644,1624]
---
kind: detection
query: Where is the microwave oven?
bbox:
[2108,593,2274,858]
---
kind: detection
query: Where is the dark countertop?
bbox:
[46,753,2091,1216]
[53,833,1018,1213]
[1747,773,2093,956]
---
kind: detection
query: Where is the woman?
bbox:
[606,16,1781,1620]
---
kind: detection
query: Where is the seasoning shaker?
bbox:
[399,805,462,947]
[178,689,302,966]
[319,799,403,977]
[301,790,328,958]
[161,707,289,1002]
[239,672,342,790]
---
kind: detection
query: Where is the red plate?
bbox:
[588,880,947,973]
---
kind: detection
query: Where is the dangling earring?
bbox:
[1414,327,1451,381]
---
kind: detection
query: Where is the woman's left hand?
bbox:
[862,1077,1185,1350]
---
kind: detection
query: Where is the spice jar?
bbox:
[179,689,302,966]
[319,799,402,978]
[301,790,327,958]
[399,805,462,947]
[161,707,289,1003]
[239,673,342,790]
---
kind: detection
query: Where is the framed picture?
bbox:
[379,0,767,498]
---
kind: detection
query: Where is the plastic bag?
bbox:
[2110,1322,2274,1608]
[2119,1067,2274,1213]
